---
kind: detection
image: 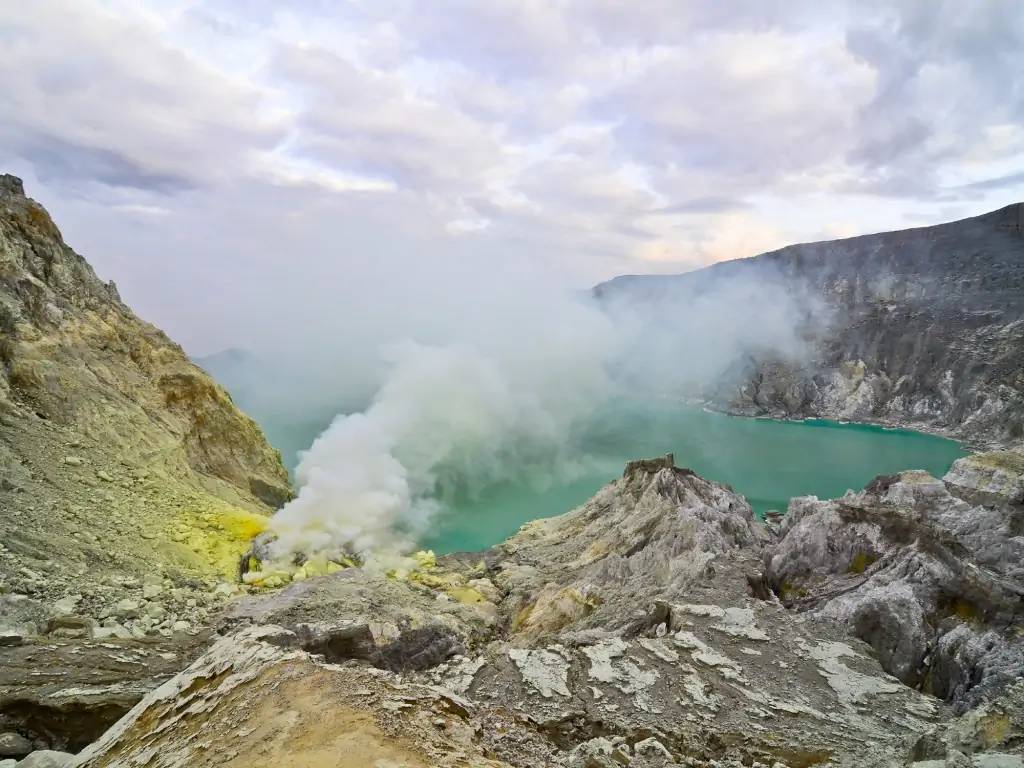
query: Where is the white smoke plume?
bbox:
[267,290,615,564]
[236,254,826,566]
[597,263,827,396]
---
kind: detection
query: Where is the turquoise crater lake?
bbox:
[260,400,966,556]
[417,401,967,554]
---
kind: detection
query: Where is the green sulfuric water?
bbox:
[260,399,966,556]
[417,399,967,554]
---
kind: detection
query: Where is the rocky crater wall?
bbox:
[595,203,1024,447]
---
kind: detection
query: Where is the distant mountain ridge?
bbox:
[595,202,1024,446]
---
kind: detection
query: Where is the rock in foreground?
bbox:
[766,453,1024,713]
[75,456,1024,767]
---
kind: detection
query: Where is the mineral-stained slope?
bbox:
[0,175,291,752]
[595,204,1024,446]
[75,455,1024,767]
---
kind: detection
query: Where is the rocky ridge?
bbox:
[0,175,292,755]
[767,456,1024,713]
[594,203,1024,447]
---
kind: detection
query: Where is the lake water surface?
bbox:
[417,400,966,553]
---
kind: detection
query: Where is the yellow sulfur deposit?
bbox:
[169,494,270,580]
[447,586,487,604]
[294,555,355,580]
[405,549,492,606]
[242,552,358,588]
[412,549,437,569]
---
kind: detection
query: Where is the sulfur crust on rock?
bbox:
[170,498,270,579]
[407,550,494,607]
[80,458,1024,767]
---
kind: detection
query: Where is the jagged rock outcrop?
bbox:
[594,204,1024,447]
[223,564,496,671]
[945,451,1024,504]
[76,457,1024,768]
[490,455,771,641]
[765,450,1024,713]
[0,175,292,756]
[75,625,520,768]
[0,631,210,756]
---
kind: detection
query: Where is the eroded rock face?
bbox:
[765,453,1024,712]
[0,174,291,595]
[0,176,289,506]
[74,626,520,768]
[0,176,292,752]
[0,631,211,756]
[595,203,1024,446]
[77,457,1016,767]
[945,452,1024,504]
[222,566,495,671]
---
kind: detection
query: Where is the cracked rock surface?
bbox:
[766,459,1024,713]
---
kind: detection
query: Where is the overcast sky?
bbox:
[2,1,1023,353]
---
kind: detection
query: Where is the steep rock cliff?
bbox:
[0,173,291,638]
[595,204,1024,446]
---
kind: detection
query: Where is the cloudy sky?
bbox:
[2,1,1023,353]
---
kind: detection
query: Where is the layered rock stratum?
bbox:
[595,204,1024,447]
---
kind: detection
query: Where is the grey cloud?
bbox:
[3,133,196,194]
[0,1,285,194]
[955,170,1024,193]
[377,0,578,81]
[567,0,832,46]
[590,39,869,191]
[846,118,933,170]
[842,1,1024,197]
[4,0,1024,360]
[273,44,503,196]
[651,197,751,215]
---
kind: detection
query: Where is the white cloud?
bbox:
[1,0,1022,353]
[111,203,172,216]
